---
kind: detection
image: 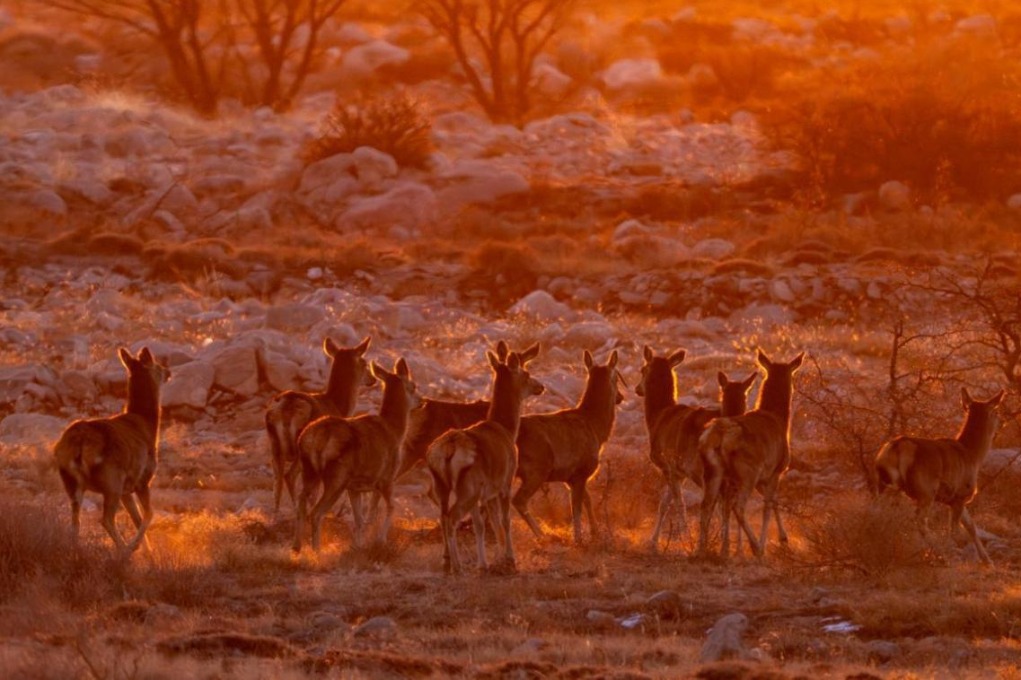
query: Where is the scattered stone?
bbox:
[509,290,574,322]
[266,303,327,333]
[353,616,398,640]
[866,640,901,663]
[602,58,664,91]
[878,181,911,211]
[586,610,616,629]
[700,613,751,663]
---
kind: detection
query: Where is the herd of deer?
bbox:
[53,338,1006,573]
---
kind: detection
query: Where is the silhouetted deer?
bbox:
[54,347,169,554]
[875,388,1004,565]
[265,337,374,514]
[636,347,755,551]
[513,350,623,543]
[395,341,539,481]
[427,351,544,574]
[292,358,419,553]
[698,350,804,558]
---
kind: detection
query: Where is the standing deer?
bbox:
[395,341,539,481]
[698,350,804,558]
[427,351,544,575]
[265,337,374,514]
[874,388,1004,565]
[636,347,756,551]
[54,347,169,554]
[513,350,623,543]
[292,357,419,553]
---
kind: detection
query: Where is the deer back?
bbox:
[401,398,490,472]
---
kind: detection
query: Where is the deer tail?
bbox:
[875,439,911,492]
[427,431,476,510]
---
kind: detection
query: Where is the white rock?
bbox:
[692,238,736,259]
[437,160,530,206]
[161,360,214,409]
[0,413,66,446]
[26,189,67,216]
[700,612,750,663]
[534,62,573,97]
[299,153,358,194]
[562,321,616,348]
[266,303,326,333]
[1006,194,1021,210]
[340,40,410,81]
[210,345,261,396]
[352,146,398,185]
[339,181,437,231]
[878,181,911,211]
[955,14,997,36]
[770,279,796,303]
[612,219,652,242]
[602,58,663,91]
[260,351,302,392]
[509,290,573,322]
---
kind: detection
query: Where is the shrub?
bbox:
[762,43,1021,204]
[304,91,433,169]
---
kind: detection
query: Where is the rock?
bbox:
[692,238,736,260]
[878,181,911,211]
[353,616,397,639]
[955,14,996,36]
[210,345,261,396]
[586,610,616,629]
[509,290,573,322]
[437,160,530,207]
[612,219,652,242]
[299,153,359,194]
[534,63,572,97]
[602,58,663,91]
[260,350,302,392]
[161,360,214,410]
[512,638,548,655]
[26,189,67,216]
[266,303,327,333]
[0,413,67,446]
[866,640,901,663]
[144,603,184,625]
[645,590,687,621]
[700,612,751,663]
[351,146,398,185]
[1006,193,1021,210]
[340,40,410,81]
[770,279,796,303]
[561,321,615,348]
[339,181,437,232]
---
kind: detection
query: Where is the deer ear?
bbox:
[371,362,391,381]
[519,342,540,364]
[354,336,371,355]
[487,351,502,371]
[583,350,594,369]
[742,372,757,390]
[756,349,771,369]
[643,345,653,363]
[668,349,686,367]
[989,389,1005,407]
[395,357,410,378]
[138,347,155,364]
[961,387,973,408]
[717,371,728,388]
[118,347,135,368]
[607,350,618,369]
[790,352,805,370]
[323,338,340,357]
[495,340,510,362]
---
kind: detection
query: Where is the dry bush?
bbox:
[462,241,541,304]
[795,494,934,580]
[303,91,433,169]
[763,43,1021,204]
[0,501,120,607]
[590,453,663,545]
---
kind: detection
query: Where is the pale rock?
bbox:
[153,209,186,234]
[955,14,997,36]
[866,281,883,299]
[510,290,574,322]
[586,610,616,628]
[0,413,66,446]
[161,360,214,409]
[770,279,796,303]
[534,62,573,97]
[300,152,359,194]
[58,177,114,206]
[211,345,261,396]
[1006,193,1021,210]
[191,174,247,197]
[340,40,410,81]
[687,62,718,90]
[260,350,302,392]
[884,16,913,36]
[692,238,736,259]
[612,218,652,242]
[266,303,326,333]
[562,321,616,348]
[700,612,751,663]
[437,160,530,206]
[866,640,901,663]
[878,181,911,211]
[26,189,67,216]
[353,616,397,639]
[351,146,398,185]
[339,181,437,231]
[730,303,796,329]
[602,58,663,91]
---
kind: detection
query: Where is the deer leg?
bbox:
[100,492,127,552]
[471,504,488,572]
[378,486,394,545]
[956,506,993,565]
[348,490,366,547]
[583,488,597,540]
[284,459,301,512]
[121,493,151,553]
[292,462,321,553]
[512,475,546,540]
[569,482,587,544]
[733,484,762,558]
[649,477,678,551]
[310,477,349,553]
[698,471,722,556]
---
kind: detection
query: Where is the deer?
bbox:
[54,347,169,554]
[513,350,624,543]
[874,387,1004,565]
[395,341,539,481]
[265,336,374,515]
[427,350,544,575]
[698,349,804,559]
[636,346,756,552]
[292,357,419,554]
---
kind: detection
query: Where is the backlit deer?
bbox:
[874,388,1004,565]
[636,347,756,551]
[698,350,804,558]
[265,337,374,514]
[513,350,623,543]
[427,351,544,575]
[54,347,169,554]
[395,341,539,481]
[292,357,419,553]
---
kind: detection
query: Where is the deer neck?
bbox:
[487,373,524,440]
[126,375,162,442]
[379,383,411,437]
[756,376,792,427]
[720,392,748,418]
[643,371,676,430]
[578,375,616,442]
[956,411,997,460]
[323,365,358,417]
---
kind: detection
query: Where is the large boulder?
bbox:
[0,413,66,446]
[338,181,437,232]
[161,360,214,410]
[436,160,529,207]
[340,40,410,81]
[601,58,664,91]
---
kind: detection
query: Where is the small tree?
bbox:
[43,0,346,115]
[414,0,576,125]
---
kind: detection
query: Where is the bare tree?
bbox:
[414,0,575,125]
[42,0,346,115]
